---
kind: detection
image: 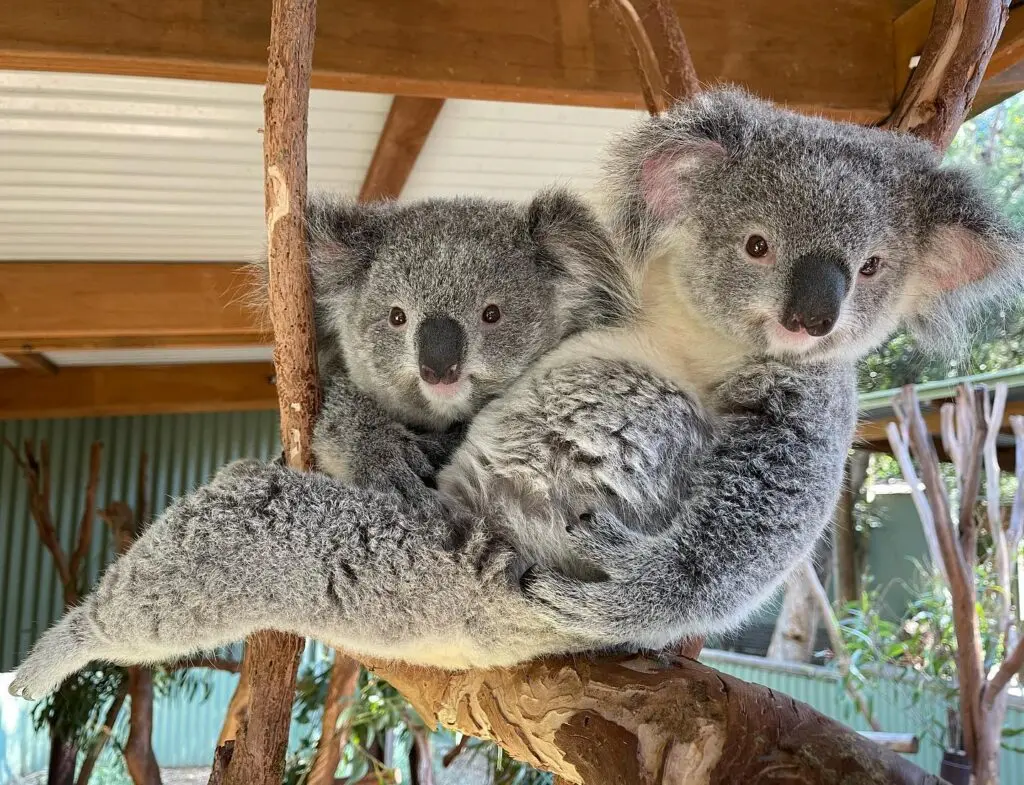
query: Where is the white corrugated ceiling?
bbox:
[0,69,642,366]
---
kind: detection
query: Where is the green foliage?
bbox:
[31,663,215,775]
[837,560,1020,751]
[857,95,1024,394]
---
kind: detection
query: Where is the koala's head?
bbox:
[304,190,635,428]
[604,87,1023,363]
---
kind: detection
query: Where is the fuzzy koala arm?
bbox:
[314,357,463,499]
[520,360,858,649]
[8,459,572,701]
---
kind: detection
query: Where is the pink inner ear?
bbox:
[639,141,726,220]
[928,226,1000,292]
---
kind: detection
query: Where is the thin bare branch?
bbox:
[167,657,242,674]
[69,441,103,588]
[892,385,985,766]
[941,403,963,493]
[442,735,470,768]
[1009,415,1024,548]
[798,562,881,732]
[955,387,985,568]
[14,439,74,599]
[886,421,947,580]
[601,0,699,115]
[75,680,130,785]
[987,635,1024,705]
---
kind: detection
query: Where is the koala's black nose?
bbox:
[417,316,464,385]
[780,253,850,338]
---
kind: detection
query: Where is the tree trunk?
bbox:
[767,571,818,662]
[835,450,868,605]
[307,654,361,785]
[408,727,435,785]
[124,668,162,785]
[47,734,77,785]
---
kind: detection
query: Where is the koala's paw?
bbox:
[348,432,438,504]
[9,614,93,701]
[519,511,652,638]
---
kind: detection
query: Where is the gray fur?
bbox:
[11,88,1023,699]
[297,190,637,498]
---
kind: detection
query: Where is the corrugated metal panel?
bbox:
[0,70,641,264]
[0,411,281,671]
[402,98,643,202]
[702,651,1024,781]
[0,70,388,261]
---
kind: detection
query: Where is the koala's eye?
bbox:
[859,257,881,277]
[388,307,407,327]
[482,304,502,324]
[745,235,770,259]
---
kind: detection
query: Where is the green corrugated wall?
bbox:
[703,651,1024,782]
[0,412,281,673]
[1,413,1023,782]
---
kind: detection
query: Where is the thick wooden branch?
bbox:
[221,1,318,783]
[886,0,1008,149]
[366,655,941,784]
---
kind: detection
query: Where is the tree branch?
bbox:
[307,654,361,785]
[886,421,948,580]
[69,441,103,588]
[75,681,129,785]
[365,655,942,784]
[221,1,318,783]
[601,0,698,115]
[891,386,986,768]
[987,635,1024,705]
[885,0,1009,149]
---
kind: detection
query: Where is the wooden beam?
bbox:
[0,0,893,121]
[984,3,1024,80]
[3,351,58,374]
[0,262,268,352]
[0,362,277,419]
[359,96,444,202]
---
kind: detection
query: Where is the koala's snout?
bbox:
[417,316,464,385]
[780,253,850,337]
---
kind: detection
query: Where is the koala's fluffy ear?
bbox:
[902,166,1024,350]
[600,90,753,257]
[527,188,639,333]
[304,193,383,291]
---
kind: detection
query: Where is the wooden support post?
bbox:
[218,1,319,784]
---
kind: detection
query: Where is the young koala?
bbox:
[11,88,1023,698]
[293,191,637,500]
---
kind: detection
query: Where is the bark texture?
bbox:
[885,0,1008,149]
[366,655,942,784]
[219,1,318,783]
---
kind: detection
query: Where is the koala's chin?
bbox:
[418,377,477,425]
